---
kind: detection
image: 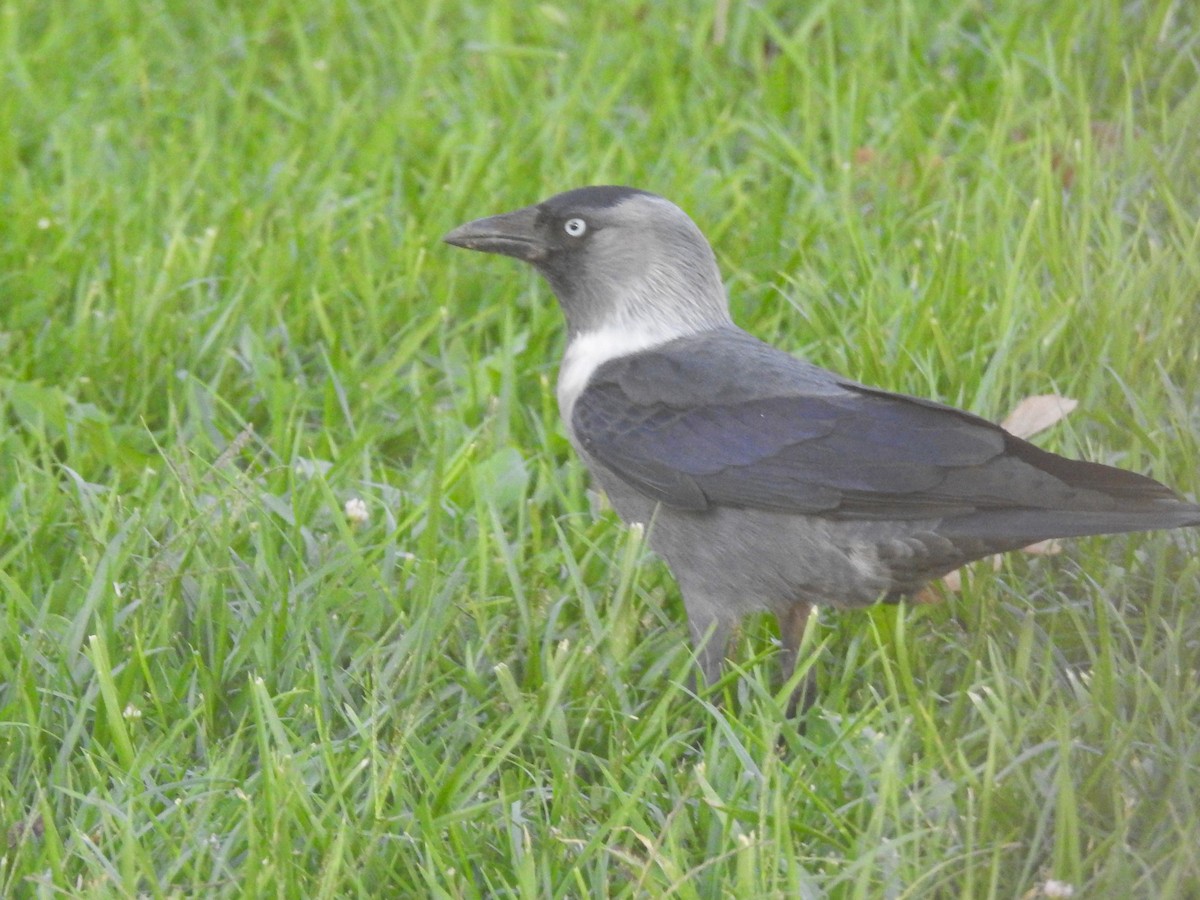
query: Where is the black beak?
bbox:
[443,203,548,263]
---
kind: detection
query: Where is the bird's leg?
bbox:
[683,603,734,690]
[780,602,817,717]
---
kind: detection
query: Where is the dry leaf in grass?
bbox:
[938,555,1003,595]
[1021,538,1063,556]
[1001,394,1078,439]
[912,586,943,604]
[850,145,946,191]
[938,394,1076,592]
[1011,121,1131,190]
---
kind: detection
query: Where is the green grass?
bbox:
[2,0,1199,896]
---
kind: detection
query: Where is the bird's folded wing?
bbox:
[571,347,1177,520]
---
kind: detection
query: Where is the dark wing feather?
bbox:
[572,332,1186,522]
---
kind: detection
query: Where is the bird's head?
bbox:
[444,186,732,338]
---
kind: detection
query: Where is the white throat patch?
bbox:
[556,321,689,419]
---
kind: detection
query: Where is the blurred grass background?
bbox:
[1,0,1198,896]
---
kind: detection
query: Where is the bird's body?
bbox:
[445,186,1200,704]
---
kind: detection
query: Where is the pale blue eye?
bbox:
[564,218,587,237]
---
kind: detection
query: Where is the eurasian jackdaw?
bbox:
[445,185,1200,709]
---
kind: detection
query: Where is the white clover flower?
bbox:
[1042,880,1075,898]
[344,497,369,526]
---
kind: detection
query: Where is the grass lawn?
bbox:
[2,0,1199,896]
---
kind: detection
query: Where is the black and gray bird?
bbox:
[445,186,1200,709]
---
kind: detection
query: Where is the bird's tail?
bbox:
[938,501,1200,544]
